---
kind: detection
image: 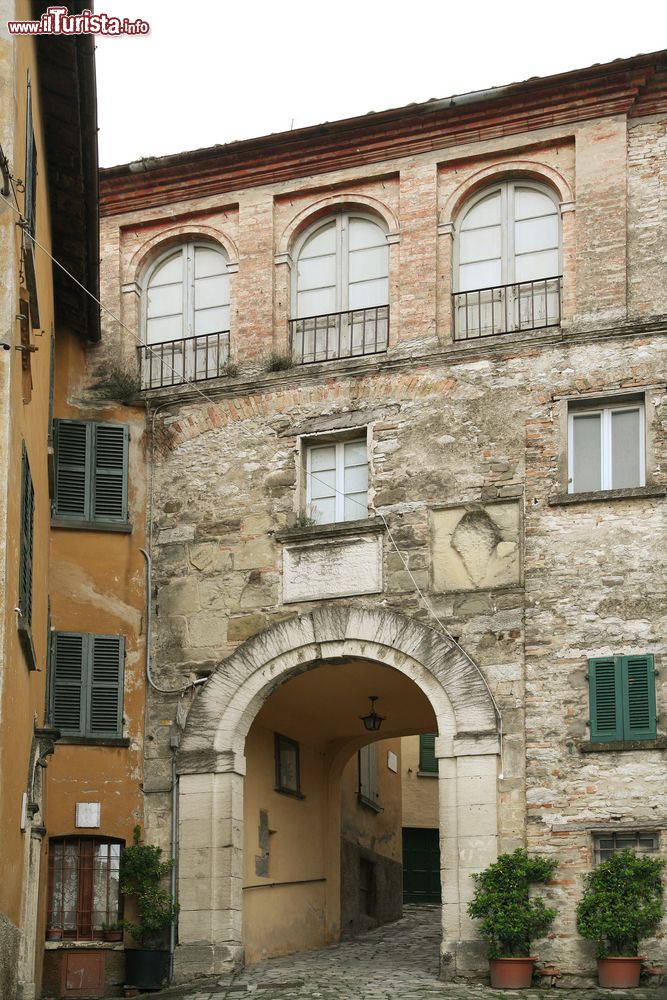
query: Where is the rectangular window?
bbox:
[48,837,122,939]
[23,71,40,328]
[569,403,645,493]
[593,830,658,865]
[53,420,129,526]
[51,632,125,739]
[588,655,657,742]
[359,742,380,810]
[419,733,438,774]
[274,733,301,796]
[19,444,34,629]
[306,437,368,524]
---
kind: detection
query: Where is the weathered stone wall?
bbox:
[98,87,667,982]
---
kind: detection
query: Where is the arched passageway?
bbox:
[175,608,499,982]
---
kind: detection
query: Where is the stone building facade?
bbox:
[97,51,667,986]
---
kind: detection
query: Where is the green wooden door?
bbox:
[402,827,441,903]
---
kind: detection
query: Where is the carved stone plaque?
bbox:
[282,534,383,603]
[431,501,520,592]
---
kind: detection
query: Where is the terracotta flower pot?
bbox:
[46,928,63,941]
[597,956,643,988]
[489,957,535,988]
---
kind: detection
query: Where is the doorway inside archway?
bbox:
[242,656,437,963]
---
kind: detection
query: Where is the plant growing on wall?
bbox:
[468,849,558,958]
[119,825,179,948]
[576,849,665,957]
[92,360,141,402]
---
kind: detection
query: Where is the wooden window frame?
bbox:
[304,434,369,525]
[588,654,657,742]
[50,631,125,740]
[454,179,562,293]
[358,742,381,811]
[568,402,646,494]
[47,836,123,940]
[52,419,130,530]
[292,210,389,319]
[274,733,302,797]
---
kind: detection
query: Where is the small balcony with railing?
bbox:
[452,276,562,341]
[138,330,230,390]
[290,305,389,365]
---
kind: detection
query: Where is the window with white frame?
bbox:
[292,212,389,363]
[306,437,368,524]
[454,180,561,338]
[142,242,231,387]
[568,401,645,493]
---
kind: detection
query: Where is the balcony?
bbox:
[452,276,562,341]
[139,331,230,390]
[290,305,389,365]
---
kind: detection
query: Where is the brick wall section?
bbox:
[627,117,667,318]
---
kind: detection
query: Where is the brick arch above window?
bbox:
[440,159,574,230]
[277,194,399,261]
[124,224,239,287]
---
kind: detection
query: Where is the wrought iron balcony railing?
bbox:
[452,276,562,341]
[139,330,230,390]
[290,305,389,365]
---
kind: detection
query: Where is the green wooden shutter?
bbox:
[52,633,85,734]
[54,420,89,518]
[588,658,623,741]
[19,445,34,626]
[419,733,438,773]
[622,655,656,740]
[92,424,128,522]
[88,635,124,737]
[24,74,36,238]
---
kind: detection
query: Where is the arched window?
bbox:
[291,212,389,364]
[141,241,230,388]
[454,180,561,339]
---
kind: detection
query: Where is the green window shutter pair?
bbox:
[53,420,128,523]
[588,655,657,741]
[51,632,125,738]
[19,445,34,627]
[419,733,438,773]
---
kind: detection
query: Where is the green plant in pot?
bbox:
[468,849,558,989]
[119,825,179,990]
[576,849,665,989]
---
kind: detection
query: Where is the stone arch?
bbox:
[174,608,500,983]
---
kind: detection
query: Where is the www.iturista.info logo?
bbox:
[7,5,149,35]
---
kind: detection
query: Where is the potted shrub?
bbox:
[119,825,179,990]
[468,848,558,988]
[102,920,124,943]
[576,848,666,988]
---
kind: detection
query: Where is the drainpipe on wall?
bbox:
[169,727,180,983]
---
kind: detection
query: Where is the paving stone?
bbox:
[134,906,662,1000]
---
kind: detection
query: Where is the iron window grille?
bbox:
[593,830,659,866]
[47,837,123,940]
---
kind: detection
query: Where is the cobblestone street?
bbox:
[136,906,663,1000]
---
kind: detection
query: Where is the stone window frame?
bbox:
[297,424,372,527]
[551,386,664,505]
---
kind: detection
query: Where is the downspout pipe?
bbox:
[169,734,179,982]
